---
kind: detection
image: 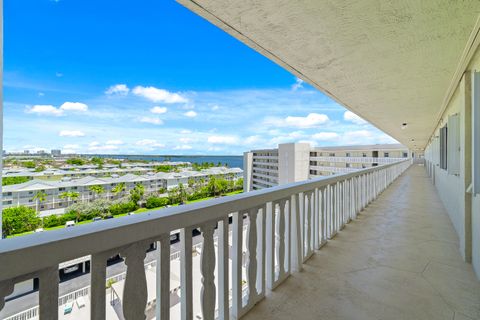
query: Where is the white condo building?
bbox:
[244,143,410,191]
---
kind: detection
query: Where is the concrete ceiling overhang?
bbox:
[178,0,480,150]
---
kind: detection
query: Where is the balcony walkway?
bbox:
[244,165,480,320]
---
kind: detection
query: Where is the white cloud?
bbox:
[244,135,262,145]
[266,113,329,128]
[62,144,79,154]
[291,77,304,91]
[211,105,220,111]
[106,139,123,145]
[26,105,63,116]
[135,139,165,148]
[343,111,367,125]
[60,102,88,112]
[105,84,129,95]
[208,135,239,145]
[63,144,80,149]
[89,141,100,147]
[139,117,164,125]
[311,132,339,141]
[184,110,197,118]
[88,145,119,152]
[179,137,193,143]
[38,92,45,97]
[150,106,168,114]
[132,86,188,103]
[26,102,88,116]
[56,72,63,77]
[59,130,85,137]
[180,129,192,134]
[174,145,193,150]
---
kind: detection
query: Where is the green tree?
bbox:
[34,165,46,172]
[130,183,145,205]
[235,178,244,191]
[112,182,126,197]
[2,176,30,186]
[59,191,80,207]
[33,190,47,212]
[89,185,105,200]
[2,206,40,236]
[207,176,218,197]
[23,161,36,168]
[66,158,85,165]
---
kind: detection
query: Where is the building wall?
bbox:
[243,152,253,192]
[278,143,310,185]
[424,46,480,278]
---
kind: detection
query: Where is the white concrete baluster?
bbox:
[39,266,59,320]
[278,200,286,276]
[0,280,14,312]
[320,187,327,245]
[314,188,320,250]
[121,242,149,320]
[247,207,258,304]
[217,217,229,320]
[200,222,216,320]
[91,252,109,320]
[292,193,303,272]
[156,234,170,320]
[180,227,193,320]
[232,211,243,316]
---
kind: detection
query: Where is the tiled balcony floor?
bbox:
[244,165,480,320]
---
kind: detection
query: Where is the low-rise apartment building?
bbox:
[244,143,410,191]
[2,167,243,212]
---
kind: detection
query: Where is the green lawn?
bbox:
[8,190,243,238]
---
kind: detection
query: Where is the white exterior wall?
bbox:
[243,152,253,192]
[425,48,480,278]
[278,143,310,185]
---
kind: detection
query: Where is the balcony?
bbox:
[0,159,462,320]
[310,156,405,165]
[2,158,480,320]
[0,160,417,319]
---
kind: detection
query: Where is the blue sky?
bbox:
[4,0,397,155]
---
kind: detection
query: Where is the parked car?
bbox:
[65,221,75,228]
[92,217,102,222]
[35,228,44,233]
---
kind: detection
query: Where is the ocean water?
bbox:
[91,154,244,169]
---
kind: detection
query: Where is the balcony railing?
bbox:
[310,156,405,164]
[0,160,410,320]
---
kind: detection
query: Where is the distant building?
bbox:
[23,150,30,154]
[2,166,243,212]
[244,143,410,191]
[51,149,61,157]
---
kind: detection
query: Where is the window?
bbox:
[346,163,350,168]
[384,152,389,158]
[473,71,480,194]
[403,152,408,158]
[362,153,367,157]
[346,152,350,157]
[329,153,335,157]
[447,113,460,175]
[439,124,448,170]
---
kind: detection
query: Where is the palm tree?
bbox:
[60,191,80,207]
[33,190,47,213]
[112,183,126,198]
[70,191,79,204]
[89,185,105,200]
[130,183,145,205]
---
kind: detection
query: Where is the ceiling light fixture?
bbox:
[401,123,408,130]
